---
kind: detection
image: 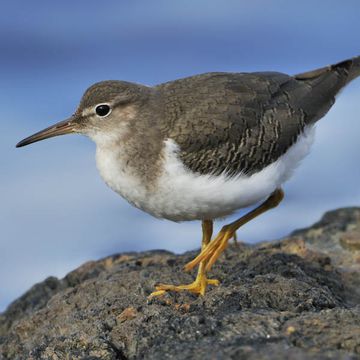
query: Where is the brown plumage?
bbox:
[19,56,360,180]
[157,57,360,176]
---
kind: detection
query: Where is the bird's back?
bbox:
[156,57,360,177]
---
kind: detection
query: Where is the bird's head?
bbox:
[16,80,151,148]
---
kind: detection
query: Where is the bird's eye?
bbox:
[95,104,111,117]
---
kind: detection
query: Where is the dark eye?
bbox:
[95,104,111,117]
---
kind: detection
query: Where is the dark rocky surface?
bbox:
[1,208,360,359]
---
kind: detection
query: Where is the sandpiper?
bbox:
[17,56,360,297]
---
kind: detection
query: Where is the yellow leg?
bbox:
[149,220,219,298]
[184,188,285,272]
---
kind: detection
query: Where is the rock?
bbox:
[1,208,360,360]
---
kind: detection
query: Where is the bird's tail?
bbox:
[344,55,360,83]
[295,55,360,85]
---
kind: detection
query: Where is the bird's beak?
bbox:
[16,117,77,148]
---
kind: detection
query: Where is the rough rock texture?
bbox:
[1,207,360,360]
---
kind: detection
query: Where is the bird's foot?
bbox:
[184,226,234,272]
[148,275,219,298]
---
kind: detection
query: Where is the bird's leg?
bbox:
[185,188,284,272]
[149,220,219,297]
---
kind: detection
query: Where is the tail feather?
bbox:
[291,56,360,123]
[342,55,360,83]
[295,55,360,85]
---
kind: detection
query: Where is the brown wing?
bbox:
[158,58,358,176]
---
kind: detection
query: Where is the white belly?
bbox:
[96,126,315,222]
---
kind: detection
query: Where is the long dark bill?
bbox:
[16,118,76,148]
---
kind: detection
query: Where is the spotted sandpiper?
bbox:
[17,56,360,297]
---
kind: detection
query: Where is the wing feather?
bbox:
[157,68,346,176]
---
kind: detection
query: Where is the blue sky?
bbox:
[1,0,360,311]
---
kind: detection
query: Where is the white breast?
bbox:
[95,126,316,222]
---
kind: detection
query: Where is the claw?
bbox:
[148,289,166,298]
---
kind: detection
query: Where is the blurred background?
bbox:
[1,0,360,311]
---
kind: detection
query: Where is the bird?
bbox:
[16,56,360,298]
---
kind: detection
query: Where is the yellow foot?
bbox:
[148,277,220,298]
[184,227,234,272]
